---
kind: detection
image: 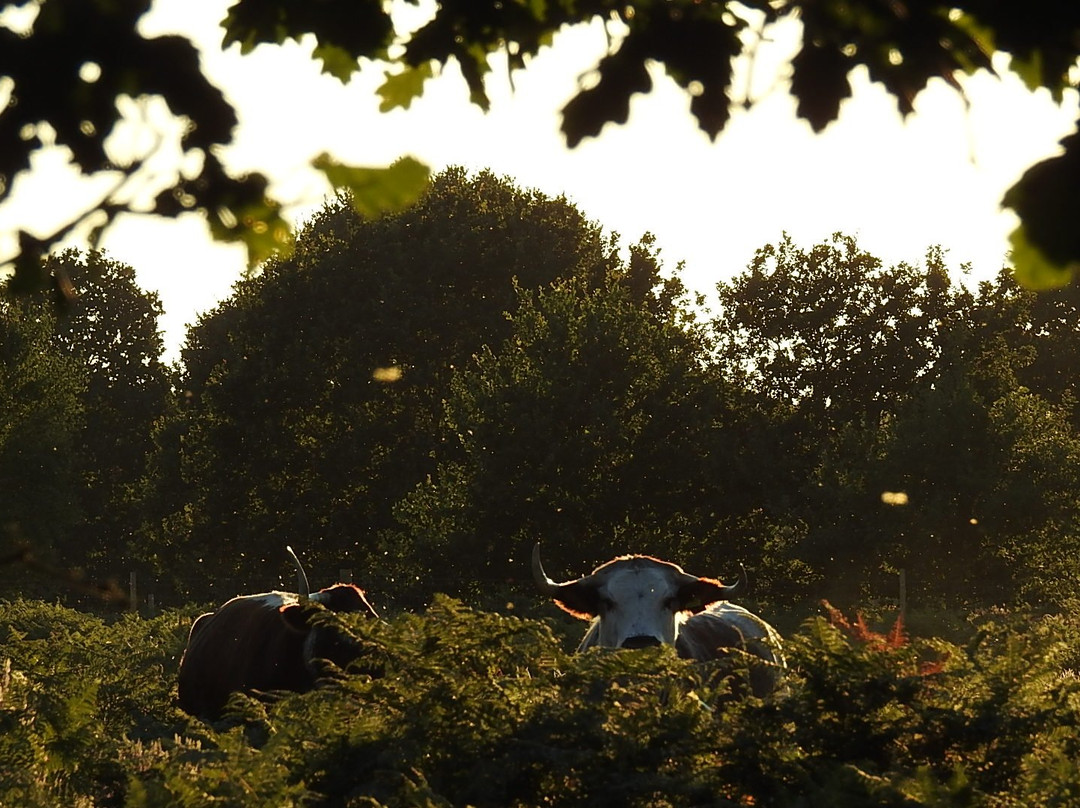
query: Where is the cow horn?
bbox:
[733,562,747,593]
[687,563,745,596]
[710,563,746,596]
[708,562,747,596]
[286,545,310,599]
[532,542,574,595]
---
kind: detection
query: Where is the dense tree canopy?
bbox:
[391,270,763,594]
[714,235,959,428]
[134,170,1080,612]
[44,250,174,574]
[7,163,1080,614]
[155,168,646,597]
[713,243,1080,607]
[0,291,84,568]
[2,0,1077,291]
[1,248,171,598]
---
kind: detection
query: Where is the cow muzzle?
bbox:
[620,635,663,650]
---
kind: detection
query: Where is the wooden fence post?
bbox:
[898,569,907,620]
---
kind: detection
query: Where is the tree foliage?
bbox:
[156,169,633,598]
[0,291,84,569]
[0,0,289,284]
[714,234,958,428]
[1,249,171,599]
[712,235,1080,608]
[392,266,786,599]
[2,0,1077,289]
[0,0,429,289]
[43,250,174,574]
[113,211,1080,612]
[10,157,1080,615]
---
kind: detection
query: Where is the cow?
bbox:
[177,547,379,718]
[532,543,785,696]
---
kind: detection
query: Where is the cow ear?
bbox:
[552,582,602,621]
[279,603,312,633]
[675,577,732,614]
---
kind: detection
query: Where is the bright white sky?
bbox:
[1,0,1078,362]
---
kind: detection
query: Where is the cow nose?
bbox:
[621,635,662,650]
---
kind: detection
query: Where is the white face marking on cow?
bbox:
[593,564,684,648]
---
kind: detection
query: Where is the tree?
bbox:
[3,1,1077,291]
[969,268,1080,423]
[391,268,786,601]
[866,320,1080,609]
[713,234,961,433]
[153,169,630,598]
[710,234,967,604]
[42,250,174,575]
[711,234,1080,608]
[0,289,85,586]
[0,249,171,599]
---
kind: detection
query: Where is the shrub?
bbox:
[3,597,1080,806]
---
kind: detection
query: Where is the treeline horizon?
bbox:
[4,167,1080,615]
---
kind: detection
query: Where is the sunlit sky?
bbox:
[1,1,1077,362]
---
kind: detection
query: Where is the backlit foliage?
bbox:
[4,1,1078,287]
[3,598,1080,806]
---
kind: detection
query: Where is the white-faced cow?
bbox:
[532,543,785,695]
[177,547,378,718]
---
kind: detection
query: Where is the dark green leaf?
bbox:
[791,43,853,133]
[1002,127,1080,287]
[561,37,652,148]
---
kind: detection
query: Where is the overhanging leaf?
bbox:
[1008,223,1076,290]
[1002,126,1080,287]
[650,13,742,140]
[312,154,431,218]
[1009,50,1046,93]
[206,199,293,270]
[561,37,652,148]
[377,62,435,112]
[314,42,360,83]
[791,42,853,133]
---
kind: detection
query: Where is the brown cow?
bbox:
[177,549,378,718]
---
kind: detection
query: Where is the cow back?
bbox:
[177,592,314,718]
[675,602,785,696]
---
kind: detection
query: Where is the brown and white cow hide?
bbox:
[177,583,376,718]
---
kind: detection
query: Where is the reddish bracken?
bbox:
[821,600,947,677]
[822,600,907,650]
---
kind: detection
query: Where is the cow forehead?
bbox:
[593,554,688,577]
[599,563,679,601]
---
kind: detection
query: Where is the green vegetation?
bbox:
[6,169,1080,613]
[3,597,1080,806]
[6,166,1080,803]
